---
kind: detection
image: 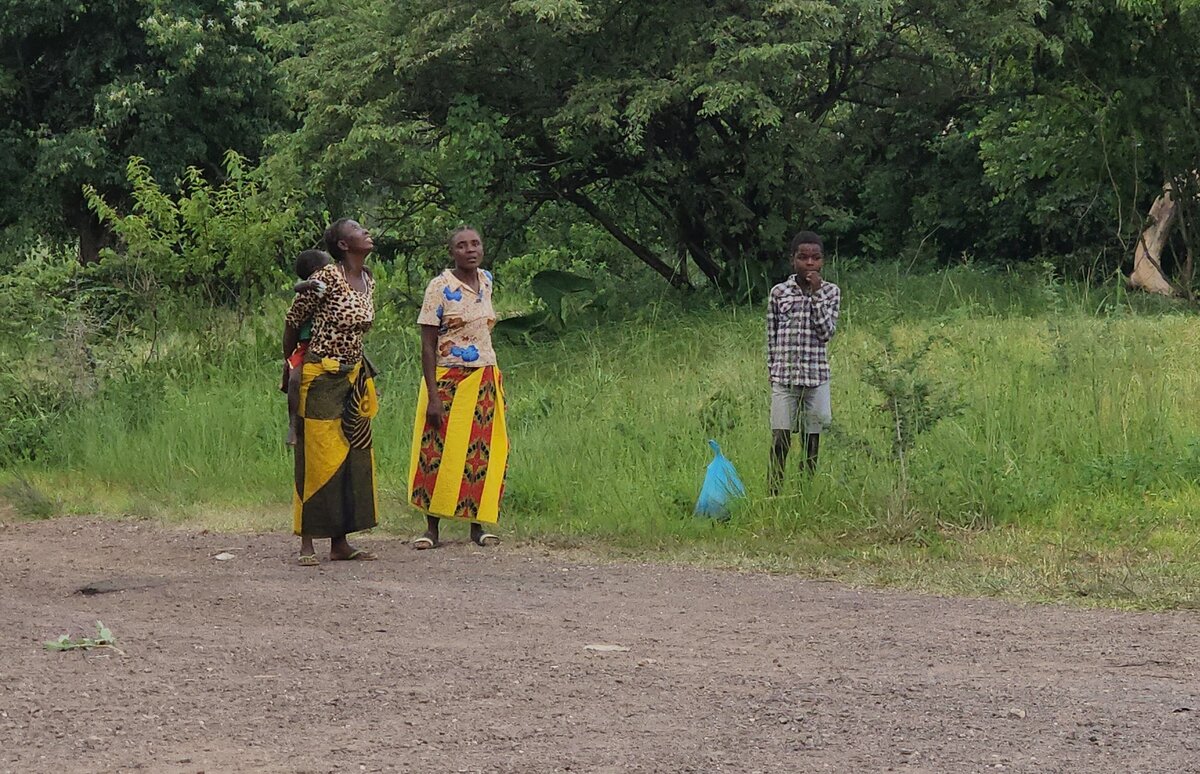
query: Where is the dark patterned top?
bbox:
[766,276,841,387]
[285,264,375,364]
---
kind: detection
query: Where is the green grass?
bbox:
[5,262,1200,609]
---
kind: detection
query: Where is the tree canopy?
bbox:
[4,0,1200,296]
[0,0,284,261]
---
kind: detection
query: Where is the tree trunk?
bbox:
[1128,185,1178,296]
[73,201,111,265]
[676,207,724,286]
[563,191,692,290]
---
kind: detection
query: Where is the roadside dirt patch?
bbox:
[1,518,1197,772]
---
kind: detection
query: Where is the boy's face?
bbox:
[791,243,824,276]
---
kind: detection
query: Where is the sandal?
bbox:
[297,554,320,567]
[333,548,377,561]
[472,532,500,547]
[412,536,438,550]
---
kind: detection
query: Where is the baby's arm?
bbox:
[293,278,327,295]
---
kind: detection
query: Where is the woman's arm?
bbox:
[420,325,444,427]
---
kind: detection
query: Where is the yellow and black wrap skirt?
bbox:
[293,355,379,537]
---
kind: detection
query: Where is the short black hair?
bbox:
[789,230,824,256]
[295,249,331,279]
[323,218,354,262]
[447,224,481,250]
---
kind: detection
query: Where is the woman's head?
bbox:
[447,226,483,271]
[323,219,374,262]
[295,249,332,280]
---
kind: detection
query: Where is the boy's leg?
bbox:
[804,433,820,472]
[769,430,791,495]
[286,364,302,446]
[801,381,833,473]
[768,382,798,495]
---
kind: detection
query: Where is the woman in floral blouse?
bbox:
[408,226,508,549]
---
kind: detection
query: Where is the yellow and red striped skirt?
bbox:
[408,365,508,524]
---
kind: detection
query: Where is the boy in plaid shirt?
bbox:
[766,231,841,493]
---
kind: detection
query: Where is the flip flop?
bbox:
[297,554,320,567]
[412,536,438,550]
[473,532,500,547]
[333,548,377,561]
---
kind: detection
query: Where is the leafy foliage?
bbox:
[976,1,1200,281]
[275,0,1049,295]
[863,334,961,459]
[494,270,599,341]
[45,622,123,655]
[83,152,317,313]
[0,0,285,257]
[6,0,1200,296]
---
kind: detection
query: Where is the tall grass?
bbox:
[6,263,1200,607]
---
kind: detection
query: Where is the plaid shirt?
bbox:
[766,276,841,387]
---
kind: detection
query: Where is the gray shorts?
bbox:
[770,381,832,434]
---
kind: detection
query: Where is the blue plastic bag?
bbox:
[694,439,747,519]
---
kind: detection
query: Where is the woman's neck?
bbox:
[342,254,366,275]
[451,266,479,284]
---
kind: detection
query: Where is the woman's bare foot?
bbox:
[329,535,376,561]
[298,536,317,565]
[412,531,439,550]
[470,523,500,547]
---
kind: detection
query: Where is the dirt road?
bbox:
[0,518,1197,773]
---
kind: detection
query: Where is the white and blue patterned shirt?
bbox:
[766,276,840,387]
[417,269,498,367]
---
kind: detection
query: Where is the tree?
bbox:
[277,0,1045,295]
[976,0,1200,291]
[0,0,285,262]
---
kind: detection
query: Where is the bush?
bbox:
[83,152,319,321]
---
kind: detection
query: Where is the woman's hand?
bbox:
[425,397,446,428]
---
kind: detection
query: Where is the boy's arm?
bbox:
[810,284,840,343]
[765,293,779,373]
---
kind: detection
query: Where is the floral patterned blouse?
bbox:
[417,269,497,367]
[285,263,375,364]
